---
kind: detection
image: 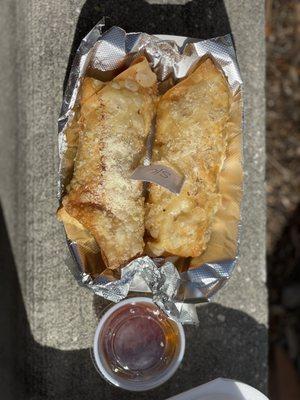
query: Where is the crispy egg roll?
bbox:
[146,58,231,257]
[60,57,157,269]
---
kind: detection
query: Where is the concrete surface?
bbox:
[0,0,267,399]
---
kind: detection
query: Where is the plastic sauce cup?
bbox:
[93,297,185,391]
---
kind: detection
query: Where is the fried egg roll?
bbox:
[146,58,231,257]
[60,57,157,269]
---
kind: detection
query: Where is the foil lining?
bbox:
[58,22,243,324]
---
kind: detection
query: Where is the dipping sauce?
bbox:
[93,297,185,391]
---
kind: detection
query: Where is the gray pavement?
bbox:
[0,1,267,399]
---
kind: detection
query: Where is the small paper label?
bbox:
[131,163,185,194]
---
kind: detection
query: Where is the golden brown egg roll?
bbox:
[60,57,157,269]
[145,58,231,257]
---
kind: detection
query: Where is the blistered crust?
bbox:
[60,58,157,269]
[145,58,231,257]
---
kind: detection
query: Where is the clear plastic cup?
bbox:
[93,297,185,391]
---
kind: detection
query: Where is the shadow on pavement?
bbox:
[0,200,267,399]
[64,0,231,91]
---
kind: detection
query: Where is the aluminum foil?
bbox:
[58,22,243,324]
